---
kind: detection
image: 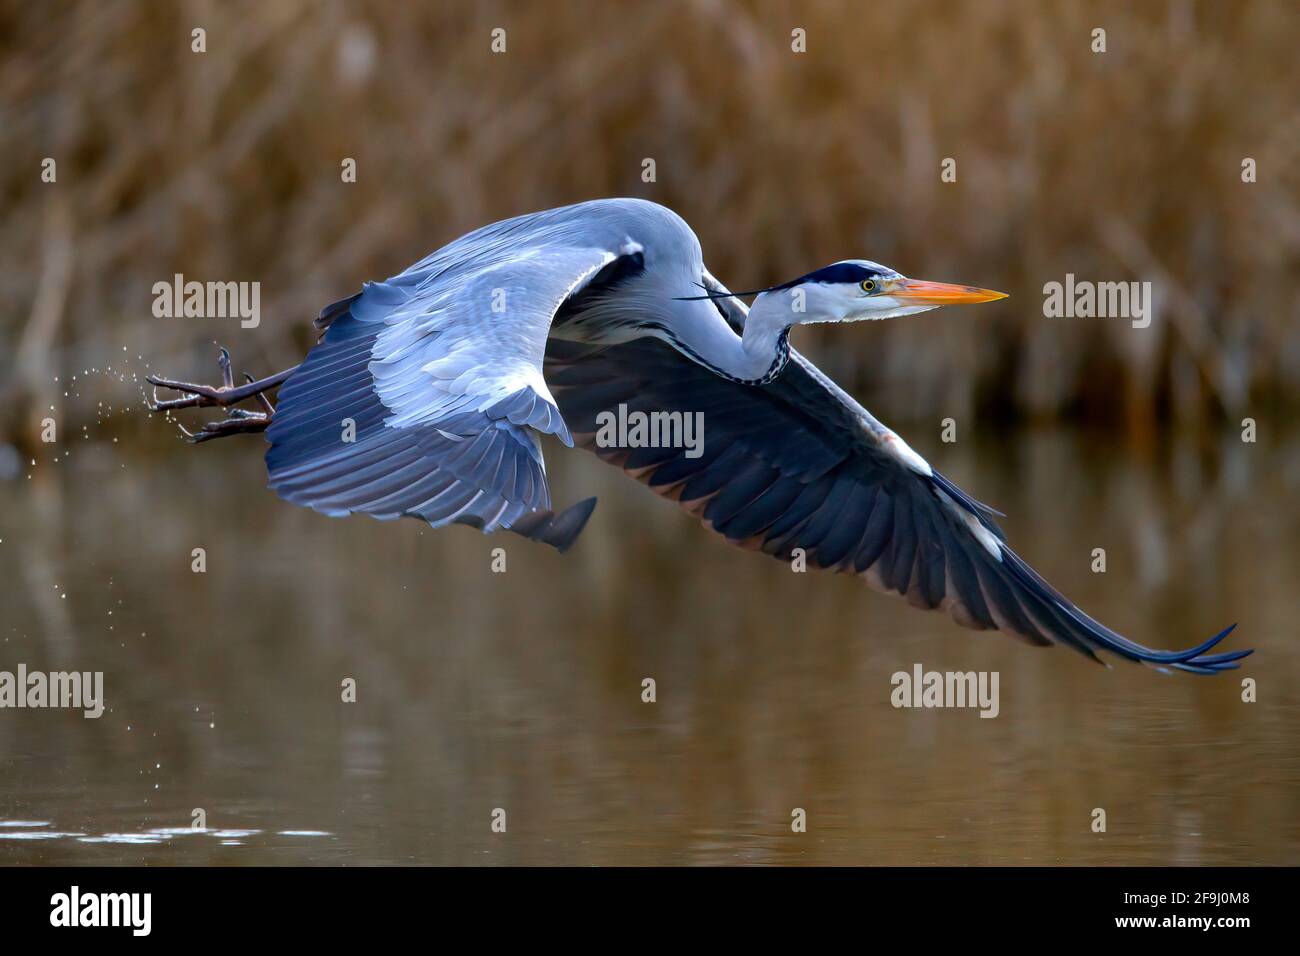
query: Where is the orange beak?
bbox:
[884,277,1008,305]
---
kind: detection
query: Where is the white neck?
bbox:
[739,292,796,372]
[663,291,794,385]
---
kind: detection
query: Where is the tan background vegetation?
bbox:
[1,0,1297,450]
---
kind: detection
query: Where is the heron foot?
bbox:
[148,348,297,443]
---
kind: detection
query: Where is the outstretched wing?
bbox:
[546,330,1249,673]
[265,211,646,549]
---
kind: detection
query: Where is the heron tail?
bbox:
[510,497,598,553]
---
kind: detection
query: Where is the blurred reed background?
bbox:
[1,0,1297,455]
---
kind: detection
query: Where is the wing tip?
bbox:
[1114,621,1251,675]
[999,549,1250,675]
[1163,623,1252,674]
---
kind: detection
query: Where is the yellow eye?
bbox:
[861,279,876,293]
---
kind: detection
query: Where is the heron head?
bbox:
[756,260,1007,323]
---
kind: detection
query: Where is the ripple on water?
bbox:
[0,825,283,845]
[0,831,84,840]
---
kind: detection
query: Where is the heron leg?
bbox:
[147,347,299,444]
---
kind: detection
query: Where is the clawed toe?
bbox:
[147,380,219,412]
[182,410,272,444]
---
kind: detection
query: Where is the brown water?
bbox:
[0,421,1297,865]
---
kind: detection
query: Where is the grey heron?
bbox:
[148,198,1247,674]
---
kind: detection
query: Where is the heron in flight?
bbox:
[149,198,1246,674]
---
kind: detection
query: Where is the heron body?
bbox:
[154,198,1248,673]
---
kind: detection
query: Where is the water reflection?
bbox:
[0,426,1296,865]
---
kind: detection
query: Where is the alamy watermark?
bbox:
[1043,274,1152,328]
[594,403,704,459]
[890,663,999,718]
[50,886,150,936]
[152,273,260,328]
[0,664,104,718]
